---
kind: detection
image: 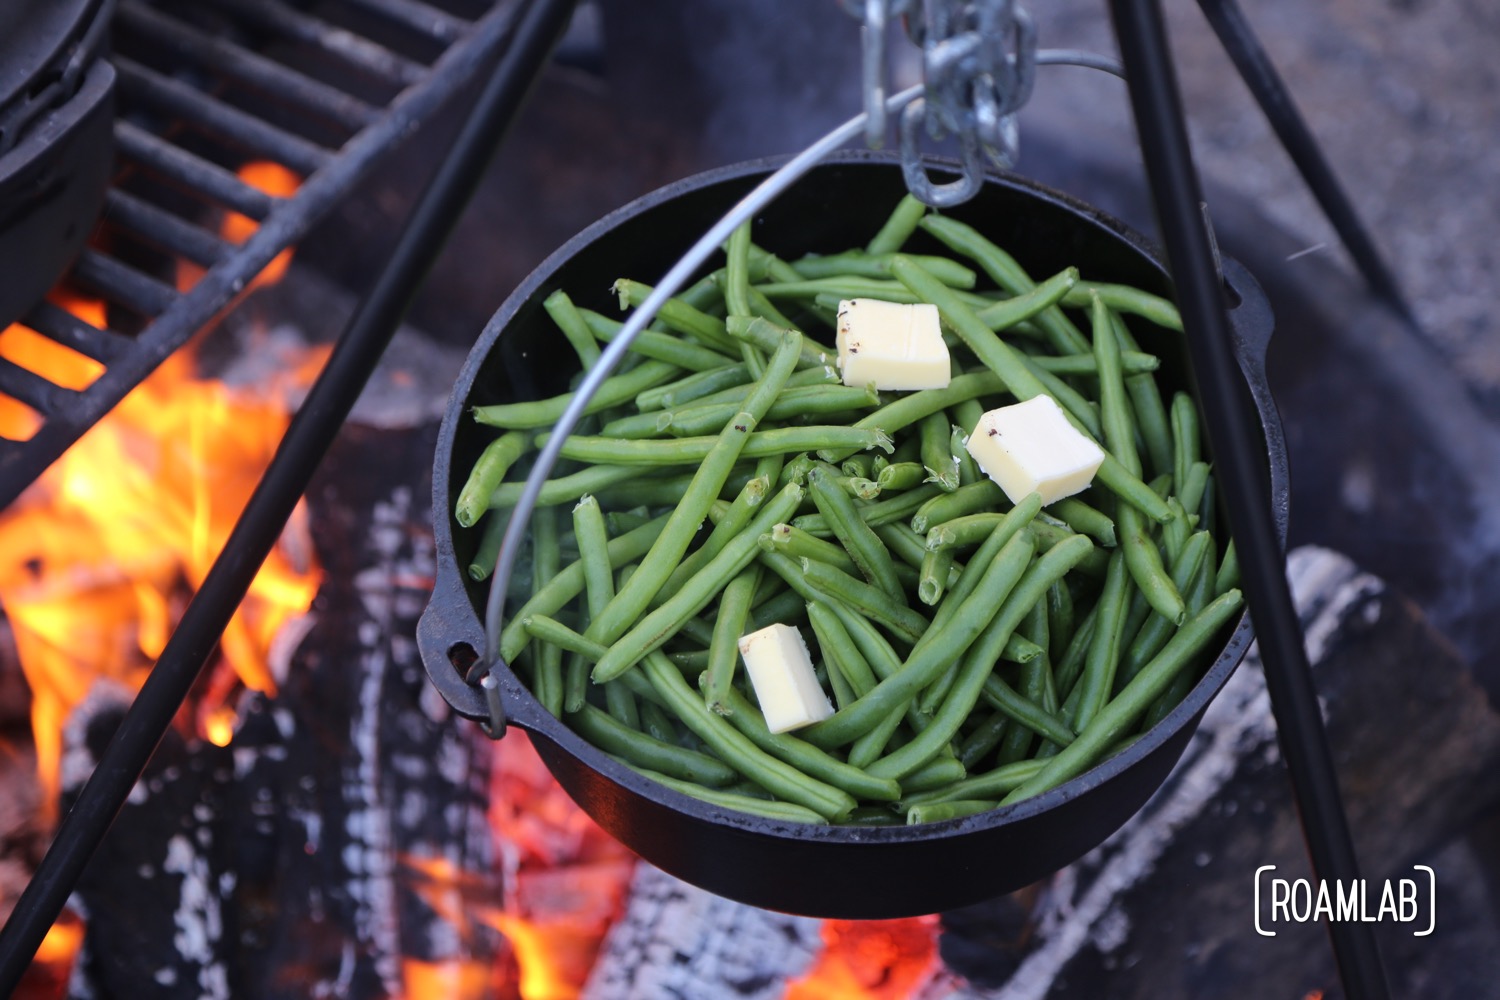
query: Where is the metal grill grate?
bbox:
[0,0,525,508]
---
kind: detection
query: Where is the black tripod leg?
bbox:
[1197,0,1417,326]
[1107,1,1392,997]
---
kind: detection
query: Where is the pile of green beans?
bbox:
[457,194,1243,826]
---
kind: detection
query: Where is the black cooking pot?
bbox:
[0,0,116,330]
[418,152,1288,918]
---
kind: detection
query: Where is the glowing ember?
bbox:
[785,915,942,1000]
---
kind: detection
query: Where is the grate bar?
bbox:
[71,250,181,319]
[0,359,77,419]
[20,303,136,365]
[0,0,529,506]
[116,57,335,176]
[340,0,474,44]
[118,3,382,135]
[209,0,429,88]
[103,190,234,268]
[115,121,279,221]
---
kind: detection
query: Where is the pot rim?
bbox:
[427,149,1284,846]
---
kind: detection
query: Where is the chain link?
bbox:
[843,0,1039,207]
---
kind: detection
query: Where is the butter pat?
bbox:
[737,623,834,734]
[836,298,950,390]
[965,395,1106,506]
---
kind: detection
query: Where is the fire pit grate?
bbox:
[0,0,524,509]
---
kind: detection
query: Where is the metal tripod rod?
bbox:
[1196,0,1417,327]
[1106,1,1391,996]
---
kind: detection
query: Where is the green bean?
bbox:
[657,384,880,438]
[467,508,507,581]
[978,674,1076,746]
[570,704,737,786]
[472,359,679,430]
[917,215,1091,354]
[456,431,529,527]
[639,651,857,820]
[528,507,564,717]
[924,512,1012,553]
[545,424,892,466]
[790,250,978,288]
[1047,497,1116,547]
[889,537,1092,778]
[1119,502,1185,625]
[577,308,734,372]
[723,315,837,370]
[1047,578,1076,663]
[745,285,800,330]
[1216,540,1239,594]
[585,333,803,651]
[877,462,927,491]
[1027,351,1161,376]
[1014,353,1104,439]
[702,564,760,714]
[896,756,968,794]
[801,530,1038,750]
[636,363,751,411]
[688,364,843,410]
[1093,293,1141,479]
[1052,600,1099,697]
[918,546,956,606]
[808,465,904,599]
[1000,589,1243,805]
[639,700,681,745]
[844,371,1006,456]
[919,410,960,492]
[791,482,943,535]
[910,480,1006,534]
[903,759,1046,806]
[543,288,602,368]
[567,495,614,711]
[758,522,858,576]
[626,764,830,825]
[798,557,928,644]
[1062,281,1183,331]
[1111,316,1173,480]
[1070,549,1130,732]
[972,267,1078,331]
[951,424,981,486]
[1179,461,1212,526]
[591,481,804,683]
[1143,557,1223,726]
[612,279,738,353]
[1027,519,1110,578]
[1113,530,1212,685]
[806,601,878,698]
[1171,391,1201,498]
[714,687,901,802]
[906,800,997,824]
[957,711,1011,770]
[725,219,753,319]
[865,193,928,255]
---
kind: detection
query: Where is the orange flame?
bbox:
[785,915,942,1000]
[0,288,325,814]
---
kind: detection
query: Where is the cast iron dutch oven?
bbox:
[418,152,1288,919]
[0,0,116,329]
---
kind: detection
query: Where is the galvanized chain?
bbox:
[839,0,1038,207]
